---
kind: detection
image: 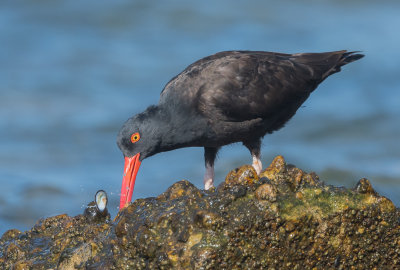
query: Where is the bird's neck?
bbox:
[141,104,208,156]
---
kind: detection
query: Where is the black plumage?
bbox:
[117,50,364,207]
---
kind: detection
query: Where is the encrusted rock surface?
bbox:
[1,156,399,269]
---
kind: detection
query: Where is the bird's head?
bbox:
[117,117,147,159]
[116,106,162,209]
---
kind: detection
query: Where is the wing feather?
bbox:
[159,50,357,123]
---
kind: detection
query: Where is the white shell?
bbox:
[95,190,108,212]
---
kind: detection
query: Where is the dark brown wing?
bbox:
[159,50,363,123]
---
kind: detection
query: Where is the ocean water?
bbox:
[0,0,399,234]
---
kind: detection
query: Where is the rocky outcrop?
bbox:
[1,156,399,269]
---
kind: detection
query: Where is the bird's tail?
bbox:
[291,50,364,79]
[339,51,365,67]
[322,51,364,79]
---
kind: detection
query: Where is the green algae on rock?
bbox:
[1,156,399,269]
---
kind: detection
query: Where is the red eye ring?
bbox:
[131,132,140,143]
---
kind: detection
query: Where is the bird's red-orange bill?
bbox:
[120,153,141,209]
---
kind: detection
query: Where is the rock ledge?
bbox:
[1,156,399,269]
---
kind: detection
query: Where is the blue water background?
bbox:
[0,0,399,234]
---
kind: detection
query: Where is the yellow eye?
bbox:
[130,132,140,143]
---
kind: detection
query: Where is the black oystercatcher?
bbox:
[117,50,364,209]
